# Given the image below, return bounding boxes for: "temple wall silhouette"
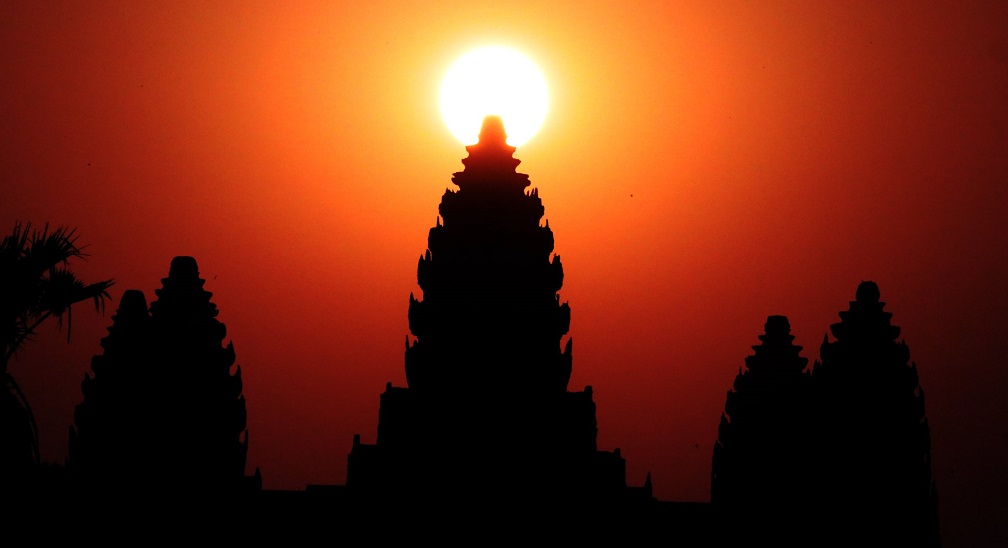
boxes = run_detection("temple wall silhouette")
[1,121,941,544]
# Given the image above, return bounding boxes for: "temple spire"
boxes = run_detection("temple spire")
[475,115,509,149]
[347,110,649,504]
[455,115,525,186]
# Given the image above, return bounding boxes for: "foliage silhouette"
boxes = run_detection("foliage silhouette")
[0,222,112,483]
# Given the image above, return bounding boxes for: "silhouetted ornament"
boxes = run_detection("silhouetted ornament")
[348,116,651,505]
[809,281,940,547]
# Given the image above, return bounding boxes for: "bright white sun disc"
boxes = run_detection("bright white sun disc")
[439,46,548,147]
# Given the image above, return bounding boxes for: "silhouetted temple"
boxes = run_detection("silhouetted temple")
[711,315,813,543]
[1,125,945,544]
[346,116,653,506]
[809,281,940,546]
[711,282,940,547]
[68,256,258,493]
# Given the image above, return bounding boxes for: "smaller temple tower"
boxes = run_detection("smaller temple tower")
[69,289,152,489]
[69,257,256,494]
[809,281,940,546]
[711,315,813,543]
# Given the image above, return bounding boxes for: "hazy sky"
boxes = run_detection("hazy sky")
[3,2,1006,545]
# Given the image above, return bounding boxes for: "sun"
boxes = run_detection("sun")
[439,46,549,147]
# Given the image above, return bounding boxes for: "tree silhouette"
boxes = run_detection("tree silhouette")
[0,222,112,483]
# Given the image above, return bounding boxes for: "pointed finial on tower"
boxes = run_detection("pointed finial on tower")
[855,280,881,303]
[168,256,199,280]
[477,115,507,146]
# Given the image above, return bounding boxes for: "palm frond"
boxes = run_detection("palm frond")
[0,221,110,470]
[0,221,32,261]
[36,268,114,342]
[1,221,114,367]
[26,223,87,276]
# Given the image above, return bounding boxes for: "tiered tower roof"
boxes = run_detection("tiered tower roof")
[407,115,570,397]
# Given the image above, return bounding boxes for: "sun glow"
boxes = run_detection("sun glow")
[439,46,549,147]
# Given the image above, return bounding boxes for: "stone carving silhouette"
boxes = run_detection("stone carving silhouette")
[68,256,256,494]
[347,116,651,505]
[808,281,940,546]
[711,315,813,544]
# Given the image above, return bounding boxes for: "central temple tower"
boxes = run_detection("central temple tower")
[347,116,649,504]
[408,115,571,396]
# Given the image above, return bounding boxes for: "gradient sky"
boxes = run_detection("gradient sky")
[3,2,1006,544]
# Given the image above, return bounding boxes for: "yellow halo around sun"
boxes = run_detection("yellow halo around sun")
[439,46,548,147]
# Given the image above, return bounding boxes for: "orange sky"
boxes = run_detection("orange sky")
[3,2,1006,543]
